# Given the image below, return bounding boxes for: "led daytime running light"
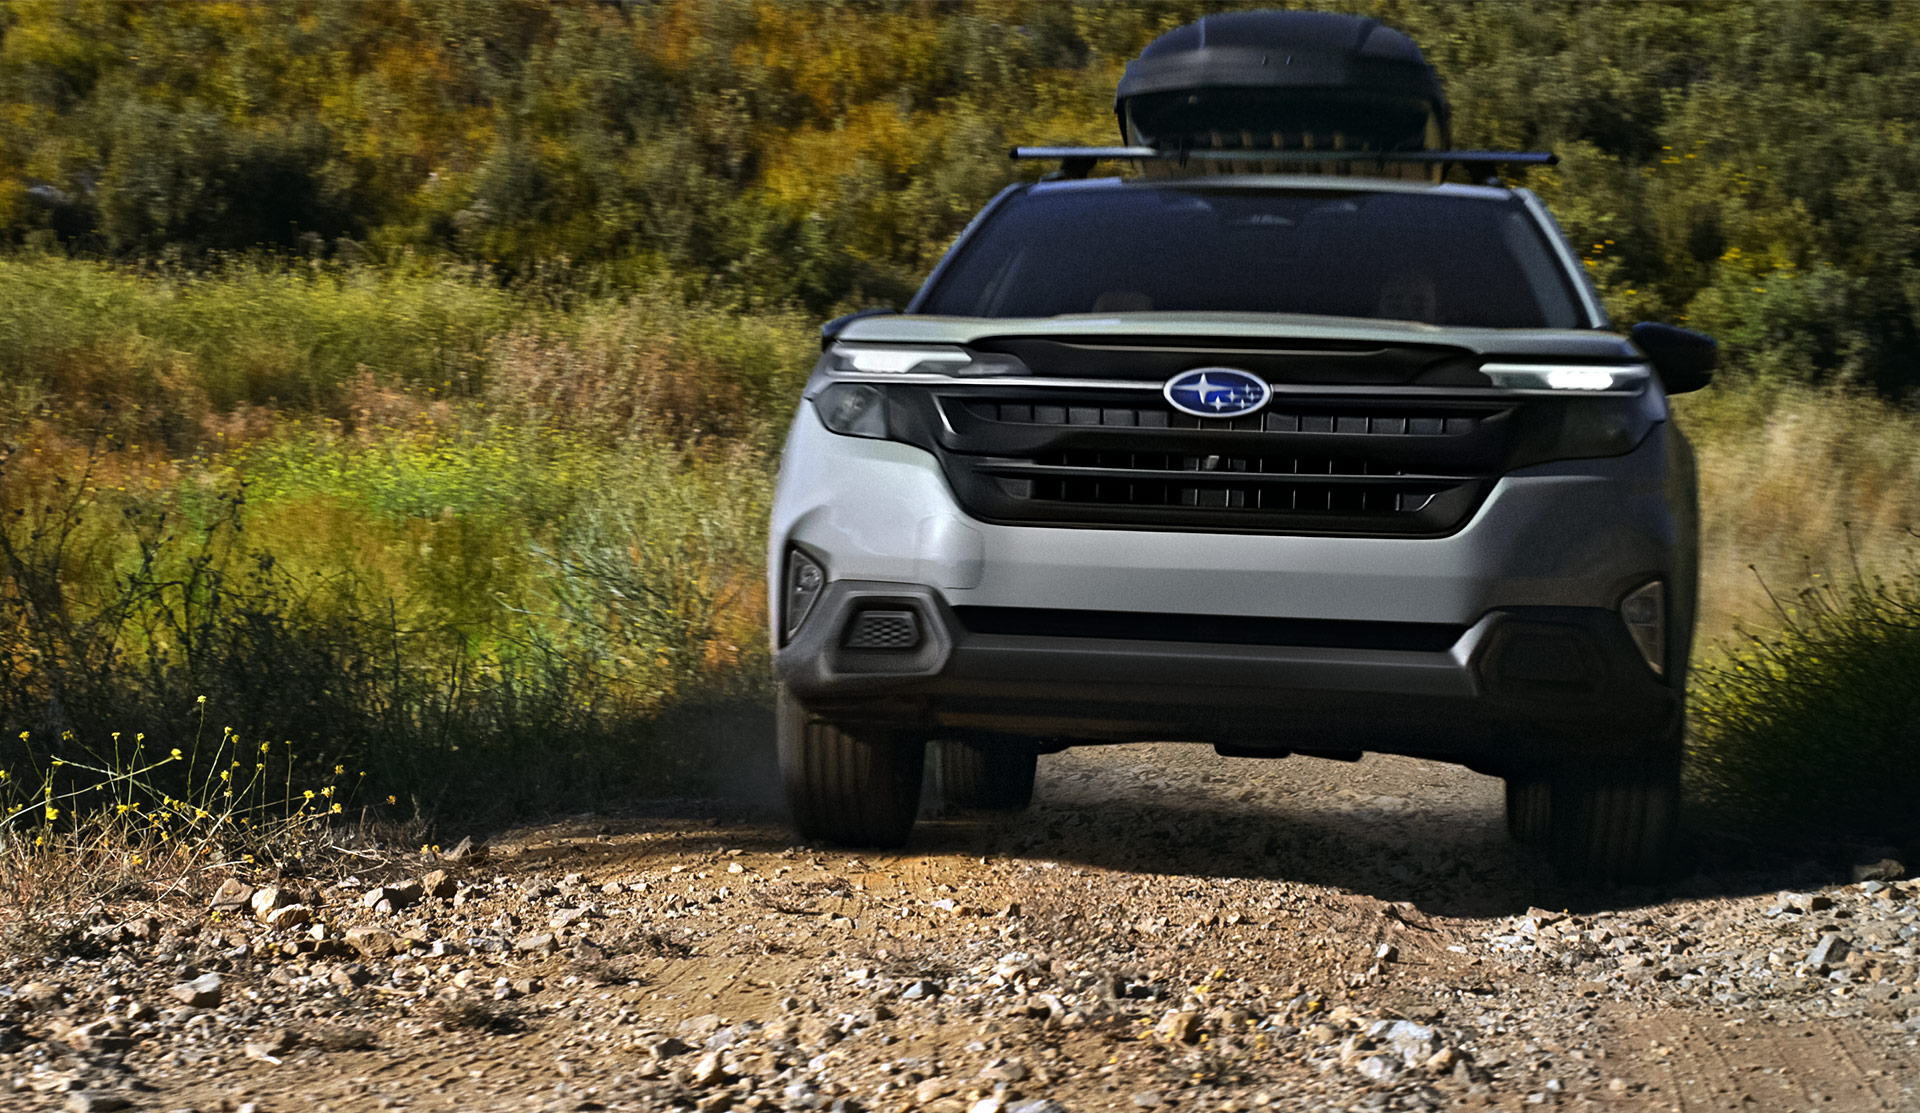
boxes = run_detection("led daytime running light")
[830,343,972,375]
[1480,362,1651,392]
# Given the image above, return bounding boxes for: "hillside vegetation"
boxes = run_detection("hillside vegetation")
[6,1,1920,388]
[2,1,1919,848]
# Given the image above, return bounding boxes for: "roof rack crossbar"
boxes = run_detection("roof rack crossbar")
[1011,146,1556,181]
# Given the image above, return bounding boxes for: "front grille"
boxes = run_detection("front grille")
[842,609,922,650]
[914,388,1512,536]
[1007,448,1444,514]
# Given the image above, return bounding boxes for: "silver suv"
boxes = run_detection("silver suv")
[766,12,1714,881]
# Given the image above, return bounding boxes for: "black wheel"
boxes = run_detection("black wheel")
[936,740,1038,811]
[777,686,925,847]
[1504,776,1551,845]
[1548,753,1680,883]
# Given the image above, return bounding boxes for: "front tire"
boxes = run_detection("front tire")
[777,687,925,848]
[1548,753,1680,883]
[936,740,1038,811]
[1504,776,1552,845]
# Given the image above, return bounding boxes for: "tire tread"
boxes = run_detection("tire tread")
[1548,758,1679,883]
[778,688,924,847]
[1504,776,1551,845]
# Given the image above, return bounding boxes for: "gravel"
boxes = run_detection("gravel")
[2,745,1916,1111]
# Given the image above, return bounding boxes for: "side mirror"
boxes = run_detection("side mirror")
[820,307,896,349]
[1630,322,1716,395]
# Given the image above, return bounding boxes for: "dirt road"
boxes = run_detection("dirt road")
[6,743,1918,1112]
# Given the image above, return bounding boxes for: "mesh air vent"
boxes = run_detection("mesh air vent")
[843,610,922,651]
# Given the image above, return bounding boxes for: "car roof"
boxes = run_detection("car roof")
[1023,174,1521,205]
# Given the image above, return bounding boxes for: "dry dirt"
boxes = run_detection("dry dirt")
[5,742,1918,1113]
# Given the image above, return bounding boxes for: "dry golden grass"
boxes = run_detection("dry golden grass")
[1680,385,1920,647]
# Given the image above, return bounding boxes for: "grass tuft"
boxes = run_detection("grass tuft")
[1688,548,1920,846]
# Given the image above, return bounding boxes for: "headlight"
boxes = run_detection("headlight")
[1480,362,1651,392]
[822,342,1027,379]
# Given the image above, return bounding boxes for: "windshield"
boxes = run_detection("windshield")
[917,186,1585,329]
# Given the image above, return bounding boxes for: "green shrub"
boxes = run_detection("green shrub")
[0,424,774,827]
[1688,556,1920,844]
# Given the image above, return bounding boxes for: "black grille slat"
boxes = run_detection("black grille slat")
[988,462,1458,484]
[984,400,1488,435]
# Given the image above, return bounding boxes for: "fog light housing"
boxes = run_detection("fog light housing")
[784,549,826,642]
[1620,580,1665,676]
[814,383,888,438]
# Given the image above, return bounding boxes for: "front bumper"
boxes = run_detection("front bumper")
[769,409,1690,767]
[769,407,1684,626]
[774,580,1678,766]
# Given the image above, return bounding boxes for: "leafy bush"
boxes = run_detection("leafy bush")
[1689,556,1920,845]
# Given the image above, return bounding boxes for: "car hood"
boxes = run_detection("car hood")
[837,312,1640,360]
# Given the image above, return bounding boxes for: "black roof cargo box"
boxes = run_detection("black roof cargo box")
[1116,10,1450,157]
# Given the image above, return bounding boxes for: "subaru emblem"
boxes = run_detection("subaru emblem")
[1163,367,1271,418]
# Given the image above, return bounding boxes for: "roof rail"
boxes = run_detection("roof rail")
[1009,146,1556,182]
